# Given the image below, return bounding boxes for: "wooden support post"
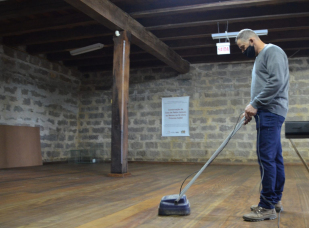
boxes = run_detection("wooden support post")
[111,31,131,174]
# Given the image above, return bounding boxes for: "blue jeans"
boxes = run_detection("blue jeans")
[254,110,285,209]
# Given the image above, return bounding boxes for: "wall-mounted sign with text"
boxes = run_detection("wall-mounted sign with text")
[162,96,190,137]
[216,42,230,55]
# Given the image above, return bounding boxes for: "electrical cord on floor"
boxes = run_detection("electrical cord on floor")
[256,114,282,228]
[178,113,243,195]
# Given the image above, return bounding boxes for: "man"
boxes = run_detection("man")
[236,29,289,222]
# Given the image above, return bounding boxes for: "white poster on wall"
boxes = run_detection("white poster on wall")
[162,96,190,137]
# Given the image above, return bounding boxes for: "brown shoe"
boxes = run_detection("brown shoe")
[243,206,277,222]
[250,201,283,213]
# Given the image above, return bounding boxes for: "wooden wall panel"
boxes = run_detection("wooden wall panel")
[0,125,42,169]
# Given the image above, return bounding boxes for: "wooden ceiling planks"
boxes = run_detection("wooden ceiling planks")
[63,0,190,74]
[4,12,309,46]
[129,0,309,18]
[0,0,73,20]
[0,0,308,71]
[0,13,98,36]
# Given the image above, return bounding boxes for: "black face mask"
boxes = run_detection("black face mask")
[243,45,255,58]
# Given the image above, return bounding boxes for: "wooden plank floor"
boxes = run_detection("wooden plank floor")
[0,163,308,228]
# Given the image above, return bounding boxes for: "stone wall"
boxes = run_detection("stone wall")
[0,44,81,162]
[1,42,308,164]
[79,57,309,164]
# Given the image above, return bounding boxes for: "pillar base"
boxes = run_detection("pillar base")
[107,172,131,178]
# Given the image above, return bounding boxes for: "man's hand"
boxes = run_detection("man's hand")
[243,104,257,125]
[242,113,252,125]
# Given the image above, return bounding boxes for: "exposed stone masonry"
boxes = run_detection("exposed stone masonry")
[1,43,308,164]
[79,58,309,164]
[0,45,81,162]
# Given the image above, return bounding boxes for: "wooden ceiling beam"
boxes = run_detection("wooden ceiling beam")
[4,16,309,46]
[130,0,307,18]
[26,37,115,55]
[153,17,309,40]
[78,59,167,72]
[70,56,190,68]
[77,48,309,73]
[0,0,73,20]
[64,53,156,67]
[45,34,309,63]
[2,11,308,46]
[4,22,309,47]
[29,28,309,55]
[147,12,309,31]
[63,41,309,68]
[0,13,98,37]
[185,49,309,64]
[163,29,309,48]
[66,49,239,67]
[138,2,309,28]
[47,45,146,62]
[47,49,113,62]
[1,1,305,37]
[27,41,145,56]
[4,28,113,46]
[64,0,190,74]
[159,26,309,42]
[168,38,309,51]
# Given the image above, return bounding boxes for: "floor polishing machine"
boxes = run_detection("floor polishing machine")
[158,116,245,216]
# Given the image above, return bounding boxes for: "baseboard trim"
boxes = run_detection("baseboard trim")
[43,161,68,165]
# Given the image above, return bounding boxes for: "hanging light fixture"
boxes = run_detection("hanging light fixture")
[211,29,268,40]
[70,43,104,56]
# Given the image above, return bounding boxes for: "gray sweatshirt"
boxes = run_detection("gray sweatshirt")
[250,44,289,118]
